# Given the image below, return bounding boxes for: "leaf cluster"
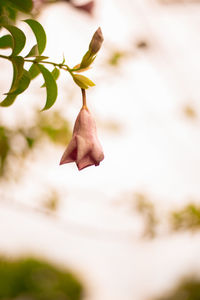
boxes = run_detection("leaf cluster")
[0,18,59,110]
[0,15,103,110]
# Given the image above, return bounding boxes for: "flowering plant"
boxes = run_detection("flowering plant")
[0,1,104,169]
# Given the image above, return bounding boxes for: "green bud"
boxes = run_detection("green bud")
[72,74,95,89]
[80,50,96,69]
[78,27,103,71]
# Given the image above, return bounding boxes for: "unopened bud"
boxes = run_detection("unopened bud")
[72,74,95,89]
[89,27,104,54]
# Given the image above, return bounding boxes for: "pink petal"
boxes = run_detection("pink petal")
[77,154,96,170]
[60,136,77,165]
[90,138,104,164]
[76,135,91,163]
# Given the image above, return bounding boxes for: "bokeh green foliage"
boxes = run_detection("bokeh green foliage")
[131,193,200,237]
[153,277,200,300]
[108,51,126,66]
[170,203,200,232]
[0,0,33,25]
[0,110,71,178]
[134,193,158,238]
[0,257,84,300]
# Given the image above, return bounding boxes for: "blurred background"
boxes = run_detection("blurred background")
[1,0,200,299]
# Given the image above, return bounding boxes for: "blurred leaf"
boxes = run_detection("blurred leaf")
[0,94,16,107]
[0,7,16,24]
[6,0,33,13]
[42,190,60,212]
[108,51,125,66]
[134,193,157,238]
[25,136,35,148]
[0,34,13,49]
[25,44,39,57]
[5,6,17,22]
[24,19,46,55]
[37,64,58,110]
[0,257,84,300]
[0,127,10,176]
[170,203,200,232]
[39,111,71,145]
[3,24,26,55]
[72,74,95,89]
[0,110,71,178]
[153,276,200,300]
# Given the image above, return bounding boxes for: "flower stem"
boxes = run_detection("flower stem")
[0,54,76,73]
[81,89,87,109]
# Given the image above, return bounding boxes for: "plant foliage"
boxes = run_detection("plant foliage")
[0,2,103,110]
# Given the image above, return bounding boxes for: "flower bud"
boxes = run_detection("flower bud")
[72,74,95,89]
[60,107,104,170]
[89,27,104,54]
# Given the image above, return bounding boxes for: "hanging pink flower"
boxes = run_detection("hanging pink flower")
[60,106,104,170]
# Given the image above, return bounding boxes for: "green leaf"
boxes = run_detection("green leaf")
[29,64,40,79]
[8,56,24,93]
[52,67,60,80]
[80,50,96,69]
[7,69,31,96]
[6,0,33,13]
[62,54,65,64]
[41,67,60,87]
[0,57,18,107]
[0,69,31,107]
[4,6,17,22]
[0,34,13,49]
[25,44,39,57]
[0,6,16,24]
[24,19,46,55]
[3,25,26,55]
[34,56,49,62]
[37,64,58,110]
[0,16,12,26]
[0,56,28,107]
[0,94,17,107]
[72,74,95,89]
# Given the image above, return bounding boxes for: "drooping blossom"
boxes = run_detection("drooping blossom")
[60,106,104,170]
